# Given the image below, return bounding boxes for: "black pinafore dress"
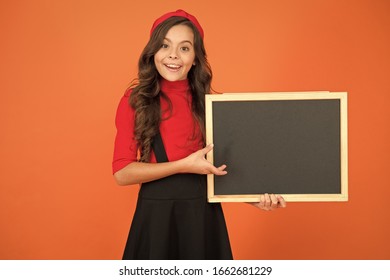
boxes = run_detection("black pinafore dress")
[122,133,233,260]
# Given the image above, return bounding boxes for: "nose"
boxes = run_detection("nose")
[168,48,179,59]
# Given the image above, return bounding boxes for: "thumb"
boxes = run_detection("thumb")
[202,144,214,155]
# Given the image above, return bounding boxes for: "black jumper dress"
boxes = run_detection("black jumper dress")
[122,133,233,260]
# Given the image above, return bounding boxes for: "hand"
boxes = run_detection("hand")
[182,144,227,175]
[248,194,287,211]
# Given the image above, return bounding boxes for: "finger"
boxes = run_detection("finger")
[213,169,227,176]
[270,194,279,210]
[209,165,227,176]
[264,193,271,209]
[277,195,287,208]
[259,195,265,209]
[217,164,227,171]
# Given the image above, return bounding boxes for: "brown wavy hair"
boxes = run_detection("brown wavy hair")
[129,16,212,162]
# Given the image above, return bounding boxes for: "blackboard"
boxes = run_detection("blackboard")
[205,92,348,202]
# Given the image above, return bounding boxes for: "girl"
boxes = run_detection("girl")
[113,9,286,260]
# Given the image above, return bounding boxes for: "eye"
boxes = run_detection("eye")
[161,43,169,49]
[181,46,190,52]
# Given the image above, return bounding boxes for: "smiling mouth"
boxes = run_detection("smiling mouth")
[165,64,182,71]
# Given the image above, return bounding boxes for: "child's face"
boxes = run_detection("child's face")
[154,24,196,81]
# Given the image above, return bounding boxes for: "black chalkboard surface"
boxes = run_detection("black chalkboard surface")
[205,92,348,202]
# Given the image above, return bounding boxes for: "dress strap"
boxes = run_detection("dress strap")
[152,132,169,163]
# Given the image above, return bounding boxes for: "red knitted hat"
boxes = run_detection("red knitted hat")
[150,9,204,39]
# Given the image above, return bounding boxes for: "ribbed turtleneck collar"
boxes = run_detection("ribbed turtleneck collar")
[160,78,190,95]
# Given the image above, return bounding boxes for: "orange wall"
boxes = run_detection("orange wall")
[0,0,389,259]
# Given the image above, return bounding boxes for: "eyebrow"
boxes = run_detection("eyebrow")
[163,38,193,45]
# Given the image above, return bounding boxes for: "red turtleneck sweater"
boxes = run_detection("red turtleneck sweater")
[112,79,203,174]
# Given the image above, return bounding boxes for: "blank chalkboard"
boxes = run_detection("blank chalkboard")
[205,92,348,202]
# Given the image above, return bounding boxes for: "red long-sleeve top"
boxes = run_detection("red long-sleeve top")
[112,78,203,174]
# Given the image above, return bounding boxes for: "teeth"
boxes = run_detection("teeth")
[166,64,181,69]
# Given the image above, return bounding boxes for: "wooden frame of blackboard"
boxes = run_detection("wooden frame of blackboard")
[206,92,348,202]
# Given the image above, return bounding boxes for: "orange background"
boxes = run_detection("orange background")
[1,0,389,260]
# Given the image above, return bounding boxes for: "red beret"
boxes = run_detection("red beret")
[150,9,204,39]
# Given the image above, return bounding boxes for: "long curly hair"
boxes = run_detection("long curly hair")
[129,16,212,162]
